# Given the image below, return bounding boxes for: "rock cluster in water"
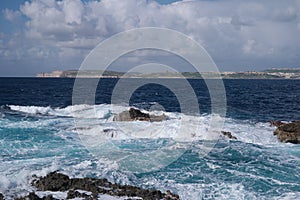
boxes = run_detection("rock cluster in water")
[113,108,167,122]
[4,171,179,200]
[221,131,237,140]
[272,120,300,144]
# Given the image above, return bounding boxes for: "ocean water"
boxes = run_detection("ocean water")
[0,78,299,199]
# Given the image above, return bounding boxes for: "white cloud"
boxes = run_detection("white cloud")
[1,0,300,75]
[62,0,83,25]
[3,9,22,23]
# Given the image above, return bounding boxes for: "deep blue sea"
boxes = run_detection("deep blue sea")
[0,78,299,199]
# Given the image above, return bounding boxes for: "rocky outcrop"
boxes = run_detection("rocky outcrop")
[29,171,179,200]
[114,108,167,122]
[269,120,286,127]
[273,120,300,144]
[221,131,237,140]
[0,193,4,200]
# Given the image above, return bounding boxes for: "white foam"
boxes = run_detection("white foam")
[223,118,279,145]
[7,104,279,145]
[8,105,53,115]
[2,103,297,199]
[98,194,142,200]
[36,191,68,199]
[8,104,116,119]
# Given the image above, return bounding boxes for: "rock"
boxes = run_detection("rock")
[113,110,134,121]
[221,131,237,140]
[32,171,70,191]
[273,121,300,144]
[66,190,93,199]
[14,192,55,200]
[269,120,285,127]
[129,108,150,120]
[114,108,167,122]
[0,193,3,200]
[31,172,180,200]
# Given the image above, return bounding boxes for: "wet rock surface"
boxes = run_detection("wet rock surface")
[9,171,180,200]
[221,131,237,140]
[273,120,300,144]
[114,108,167,122]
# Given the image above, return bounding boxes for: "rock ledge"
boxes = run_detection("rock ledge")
[10,171,180,200]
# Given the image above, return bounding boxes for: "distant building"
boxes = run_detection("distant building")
[36,70,63,77]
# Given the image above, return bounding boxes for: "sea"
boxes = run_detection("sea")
[0,78,299,199]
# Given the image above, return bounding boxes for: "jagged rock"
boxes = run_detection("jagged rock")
[114,108,167,122]
[31,172,180,200]
[32,171,70,191]
[66,190,93,199]
[0,193,4,200]
[221,131,237,140]
[269,120,285,127]
[14,192,55,200]
[129,107,150,120]
[273,121,300,144]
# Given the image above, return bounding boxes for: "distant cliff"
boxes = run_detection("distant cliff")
[36,70,123,78]
[36,68,300,79]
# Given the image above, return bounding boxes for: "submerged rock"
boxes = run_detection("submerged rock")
[114,107,167,122]
[29,171,180,200]
[221,131,237,140]
[273,120,300,144]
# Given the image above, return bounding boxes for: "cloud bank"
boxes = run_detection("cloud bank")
[1,0,300,76]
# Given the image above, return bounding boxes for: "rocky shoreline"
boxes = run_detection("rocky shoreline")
[0,172,179,200]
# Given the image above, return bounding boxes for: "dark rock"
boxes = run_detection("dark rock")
[114,108,167,122]
[129,108,150,120]
[14,192,55,200]
[66,190,93,200]
[221,131,237,140]
[32,171,70,191]
[269,120,285,127]
[31,172,180,200]
[14,192,40,200]
[273,121,300,144]
[0,193,3,200]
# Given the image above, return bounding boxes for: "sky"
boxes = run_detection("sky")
[1,0,300,76]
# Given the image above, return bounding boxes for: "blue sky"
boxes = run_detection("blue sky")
[1,0,300,76]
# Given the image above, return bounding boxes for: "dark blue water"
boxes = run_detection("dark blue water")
[1,78,300,121]
[0,78,299,199]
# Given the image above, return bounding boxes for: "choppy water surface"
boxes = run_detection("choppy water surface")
[0,78,299,199]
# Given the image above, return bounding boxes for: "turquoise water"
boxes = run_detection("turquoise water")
[0,78,299,199]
